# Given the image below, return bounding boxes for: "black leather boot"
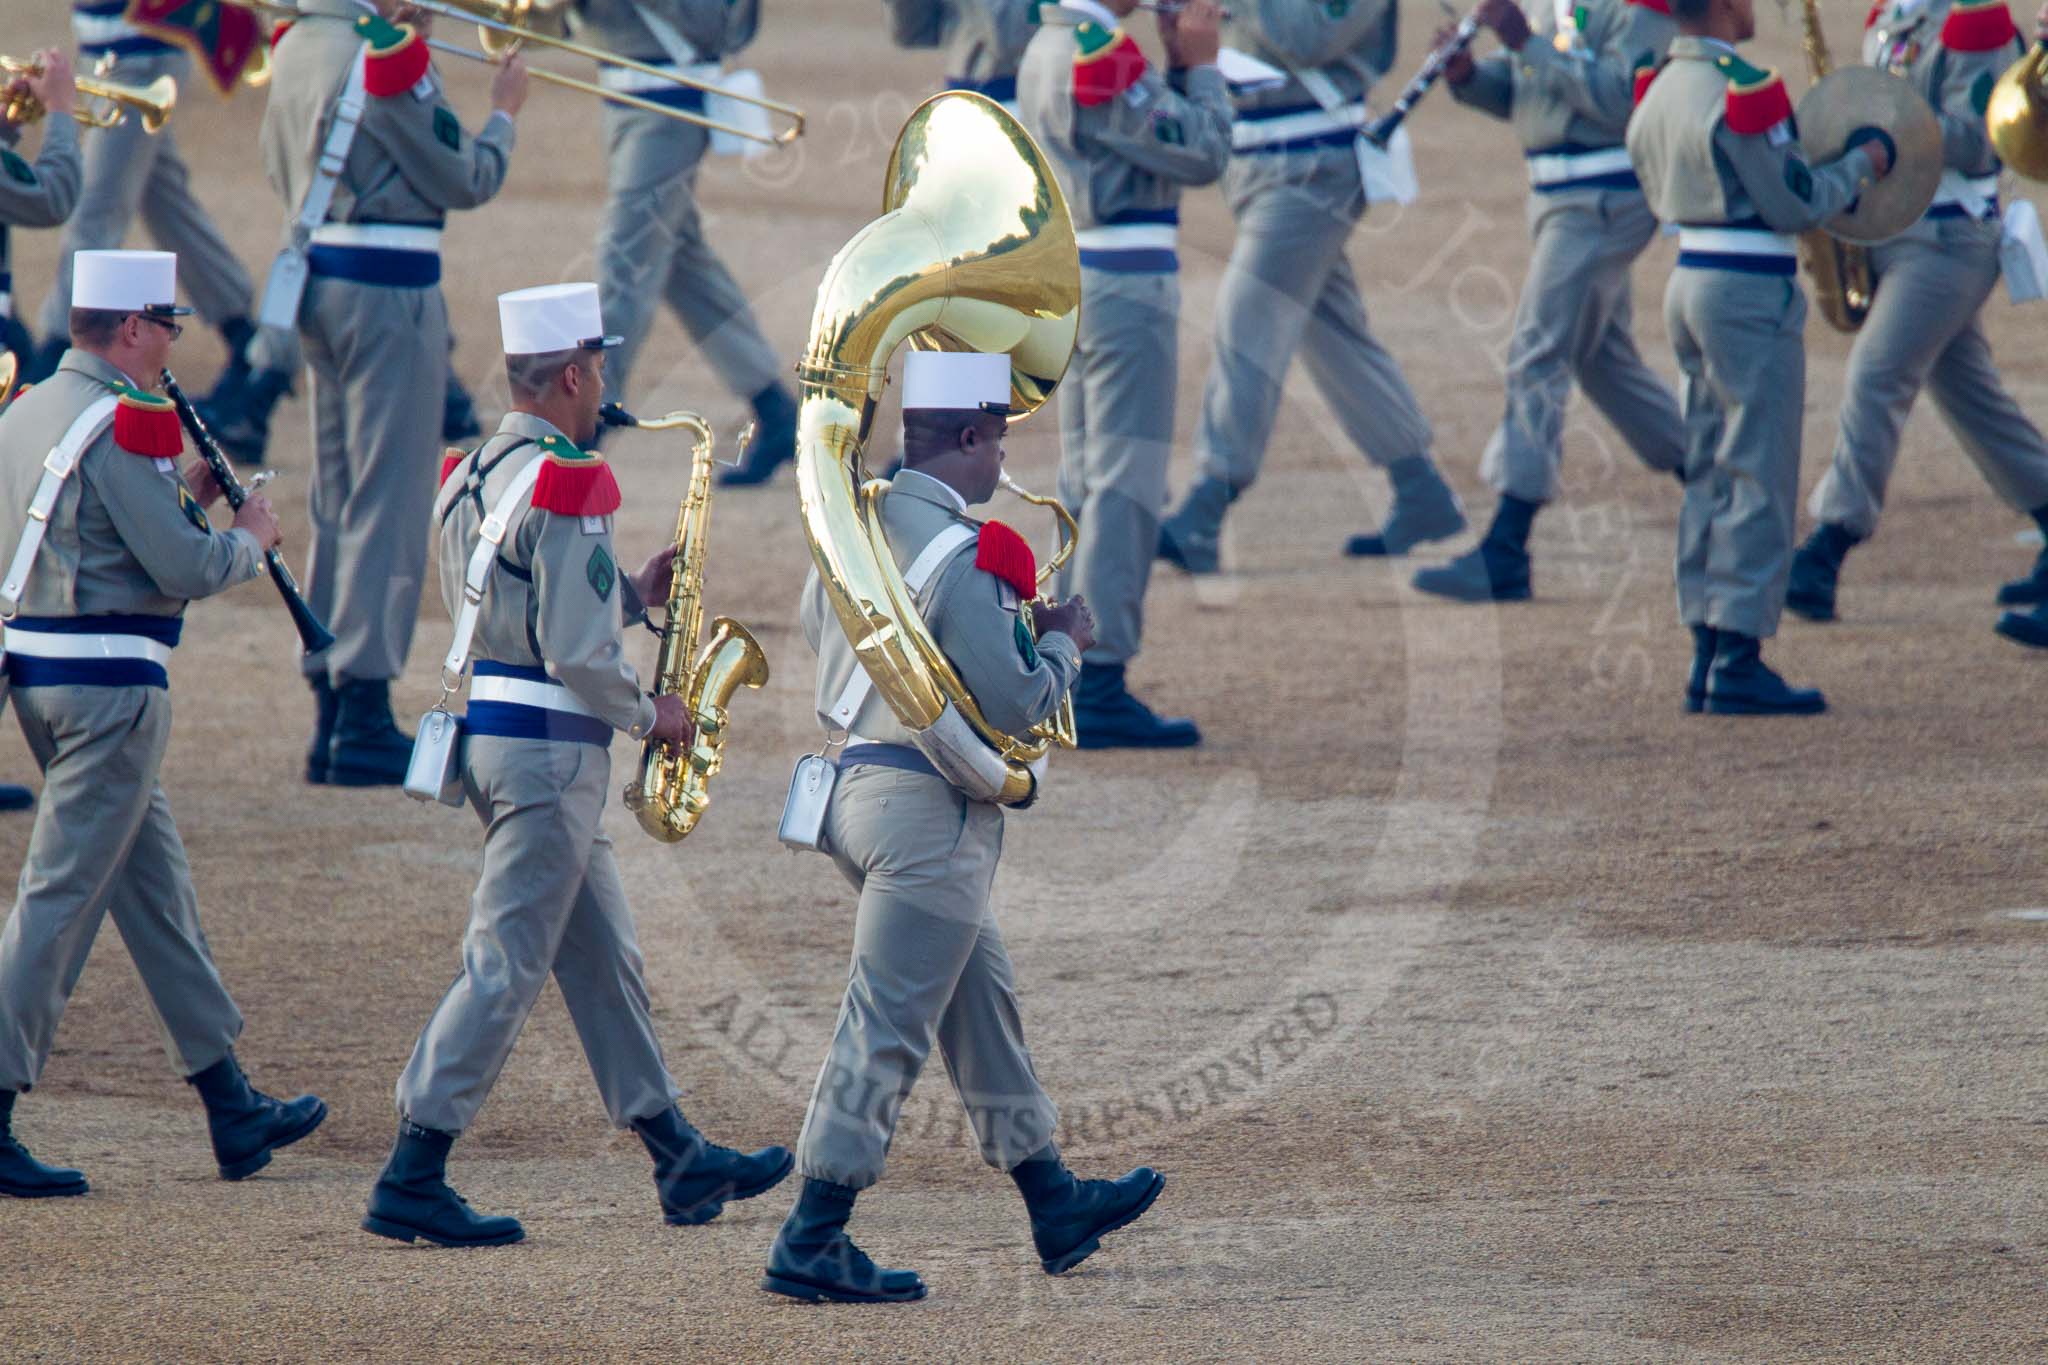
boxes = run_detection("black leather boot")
[200,317,257,409]
[1345,455,1467,557]
[1995,503,2048,606]
[363,1121,525,1247]
[1785,523,1860,623]
[305,677,338,785]
[328,679,414,787]
[186,1051,327,1181]
[1684,624,1719,715]
[1411,494,1537,603]
[199,366,291,468]
[1073,662,1200,749]
[760,1179,927,1303]
[0,782,32,812]
[0,1090,89,1199]
[442,371,483,443]
[717,383,798,487]
[1157,475,1236,575]
[631,1104,793,1226]
[1994,602,2048,649]
[1704,633,1826,716]
[1010,1144,1165,1275]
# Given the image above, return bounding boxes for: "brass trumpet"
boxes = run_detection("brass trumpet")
[1988,39,2048,182]
[0,55,177,134]
[409,0,804,146]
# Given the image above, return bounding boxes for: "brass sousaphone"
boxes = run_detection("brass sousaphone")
[1987,38,2048,181]
[795,92,1082,806]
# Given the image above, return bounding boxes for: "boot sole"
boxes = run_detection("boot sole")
[325,767,411,788]
[1994,615,2048,649]
[1,1177,89,1198]
[1783,598,1837,623]
[759,1271,927,1304]
[1075,731,1202,751]
[663,1150,796,1226]
[361,1213,526,1248]
[1039,1170,1166,1275]
[218,1099,328,1182]
[1703,696,1827,717]
[1995,585,2048,607]
[1410,578,1532,604]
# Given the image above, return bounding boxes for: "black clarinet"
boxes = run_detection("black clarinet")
[1364,12,1481,149]
[160,369,336,655]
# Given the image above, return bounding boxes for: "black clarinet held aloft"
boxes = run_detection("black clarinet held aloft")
[160,368,336,655]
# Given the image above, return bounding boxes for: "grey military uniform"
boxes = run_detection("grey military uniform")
[1163,0,1451,562]
[1452,0,1684,502]
[1,114,82,327]
[884,0,1040,103]
[1808,0,2048,538]
[395,412,675,1134]
[261,0,515,686]
[794,468,1079,1188]
[572,0,781,412]
[1020,4,1229,664]
[36,19,253,341]
[1628,37,1879,638]
[0,350,265,1091]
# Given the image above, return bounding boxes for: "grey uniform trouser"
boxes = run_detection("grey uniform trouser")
[297,275,447,684]
[396,736,679,1134]
[0,685,242,1091]
[1808,229,2048,539]
[593,105,782,406]
[1181,147,1433,549]
[796,765,1057,1190]
[34,50,252,338]
[1479,188,1684,504]
[1665,266,1806,640]
[1054,267,1177,665]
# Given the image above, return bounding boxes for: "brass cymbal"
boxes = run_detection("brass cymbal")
[1795,66,1943,244]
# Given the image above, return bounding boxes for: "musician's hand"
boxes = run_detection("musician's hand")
[491,51,530,118]
[26,49,75,119]
[647,692,694,747]
[1846,126,1894,179]
[233,492,283,552]
[630,543,679,605]
[1476,0,1532,51]
[182,458,226,509]
[392,3,434,36]
[1160,0,1223,70]
[2036,1,2047,41]
[1033,596,1097,656]
[1439,25,1478,85]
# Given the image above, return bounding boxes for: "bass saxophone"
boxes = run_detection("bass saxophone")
[607,403,771,842]
[1796,0,1875,332]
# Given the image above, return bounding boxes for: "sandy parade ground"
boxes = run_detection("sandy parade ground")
[1,0,2044,1358]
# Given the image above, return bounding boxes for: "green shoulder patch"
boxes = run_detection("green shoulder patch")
[433,105,461,152]
[1971,69,1995,116]
[1713,52,1772,86]
[1155,114,1184,144]
[1324,0,1350,15]
[1,149,35,187]
[586,544,615,601]
[1784,158,1814,200]
[177,483,211,534]
[1013,615,1040,668]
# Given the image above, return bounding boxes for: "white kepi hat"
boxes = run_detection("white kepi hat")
[497,282,622,356]
[901,350,1015,415]
[72,249,192,316]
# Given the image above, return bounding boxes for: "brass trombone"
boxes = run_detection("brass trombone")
[1988,39,2048,182]
[0,55,177,134]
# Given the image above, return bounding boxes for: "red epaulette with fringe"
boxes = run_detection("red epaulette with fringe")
[111,385,183,458]
[357,14,430,98]
[1722,66,1793,136]
[529,435,621,517]
[1633,64,1660,106]
[1941,0,2019,51]
[270,19,293,46]
[438,447,466,488]
[975,519,1037,600]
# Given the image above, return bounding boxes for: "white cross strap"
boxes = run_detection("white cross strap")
[825,521,976,729]
[440,456,546,689]
[0,394,120,619]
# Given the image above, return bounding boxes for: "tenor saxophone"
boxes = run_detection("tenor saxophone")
[1796,0,1875,332]
[611,405,771,842]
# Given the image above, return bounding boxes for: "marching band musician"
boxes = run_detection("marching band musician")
[1787,0,2048,628]
[0,49,83,814]
[0,249,326,1199]
[1017,0,1229,747]
[260,1,526,788]
[884,0,1041,111]
[568,0,801,487]
[28,3,260,419]
[763,351,1162,1304]
[1627,0,1893,715]
[1156,0,1468,573]
[1414,0,1688,604]
[363,283,791,1248]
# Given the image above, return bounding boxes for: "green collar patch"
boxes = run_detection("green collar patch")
[1713,52,1772,87]
[354,11,409,49]
[1,149,35,187]
[108,378,174,410]
[1074,19,1117,53]
[538,432,596,461]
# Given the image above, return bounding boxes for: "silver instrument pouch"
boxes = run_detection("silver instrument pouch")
[777,751,838,852]
[912,703,1017,804]
[2002,199,2048,305]
[404,706,466,807]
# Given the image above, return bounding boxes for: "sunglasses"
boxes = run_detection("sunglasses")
[136,313,184,341]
